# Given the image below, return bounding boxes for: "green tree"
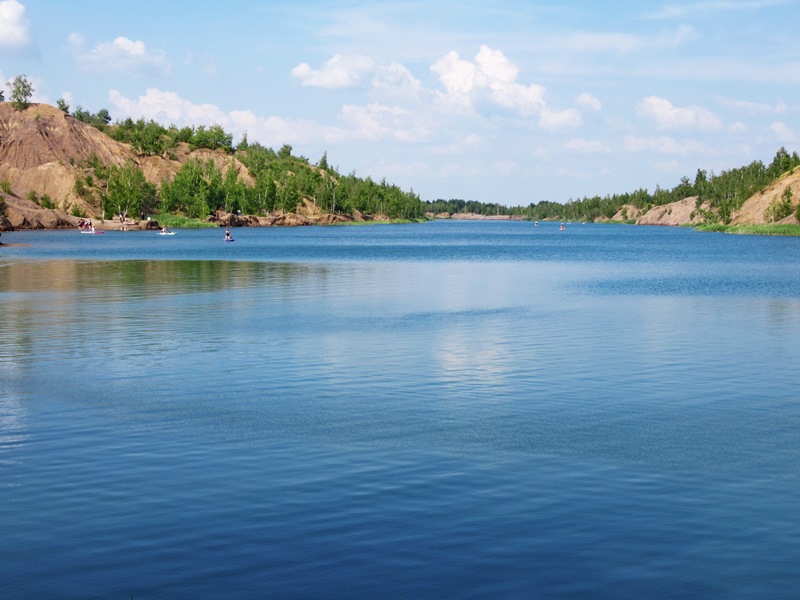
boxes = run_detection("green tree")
[160,158,209,217]
[56,98,70,113]
[317,151,329,172]
[222,162,245,213]
[10,75,34,110]
[277,144,293,160]
[105,160,156,219]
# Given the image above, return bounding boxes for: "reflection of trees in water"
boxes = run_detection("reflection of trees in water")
[0,260,341,363]
[0,260,336,299]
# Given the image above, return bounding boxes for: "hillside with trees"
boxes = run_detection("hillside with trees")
[0,77,423,230]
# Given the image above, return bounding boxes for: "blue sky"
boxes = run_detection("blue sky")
[1,0,798,205]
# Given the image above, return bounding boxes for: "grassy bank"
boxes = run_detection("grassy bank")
[330,217,428,226]
[694,223,800,236]
[152,214,218,228]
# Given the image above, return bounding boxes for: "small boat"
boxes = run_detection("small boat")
[157,231,176,236]
[80,230,105,234]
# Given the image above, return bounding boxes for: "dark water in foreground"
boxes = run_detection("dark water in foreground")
[1,221,799,598]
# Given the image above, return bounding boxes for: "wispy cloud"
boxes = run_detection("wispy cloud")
[624,135,713,155]
[770,121,796,142]
[558,31,642,53]
[637,96,722,130]
[575,93,602,111]
[646,0,790,20]
[339,102,430,142]
[540,108,582,130]
[717,97,787,115]
[565,139,613,154]
[0,0,29,47]
[428,134,482,156]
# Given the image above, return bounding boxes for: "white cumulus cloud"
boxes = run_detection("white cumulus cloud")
[71,34,171,75]
[430,50,478,113]
[371,62,423,101]
[431,45,547,116]
[0,0,28,47]
[292,54,375,89]
[637,96,722,130]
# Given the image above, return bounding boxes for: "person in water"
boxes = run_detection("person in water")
[162,226,168,234]
[225,228,231,240]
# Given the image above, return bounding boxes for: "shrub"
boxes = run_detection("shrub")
[0,180,12,195]
[41,194,55,209]
[27,190,39,203]
[764,187,794,222]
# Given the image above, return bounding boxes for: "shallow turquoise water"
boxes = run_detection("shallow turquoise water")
[1,221,799,598]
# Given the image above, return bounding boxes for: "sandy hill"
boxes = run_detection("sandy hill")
[0,103,133,217]
[0,102,252,229]
[631,169,800,227]
[730,166,800,225]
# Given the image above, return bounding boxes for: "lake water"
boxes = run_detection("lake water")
[1,220,799,599]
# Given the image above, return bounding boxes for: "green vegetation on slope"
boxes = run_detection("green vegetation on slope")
[55,106,424,222]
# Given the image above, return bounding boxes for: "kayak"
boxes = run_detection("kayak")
[80,230,104,234]
[157,232,176,235]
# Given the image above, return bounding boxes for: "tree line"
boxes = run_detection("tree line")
[425,148,800,224]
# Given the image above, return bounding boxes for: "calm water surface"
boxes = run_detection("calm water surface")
[1,221,799,598]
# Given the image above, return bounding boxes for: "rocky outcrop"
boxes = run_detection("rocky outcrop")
[636,197,709,226]
[607,204,643,221]
[208,200,356,228]
[2,194,79,230]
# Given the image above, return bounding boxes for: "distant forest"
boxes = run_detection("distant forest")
[71,105,799,224]
[425,147,800,223]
